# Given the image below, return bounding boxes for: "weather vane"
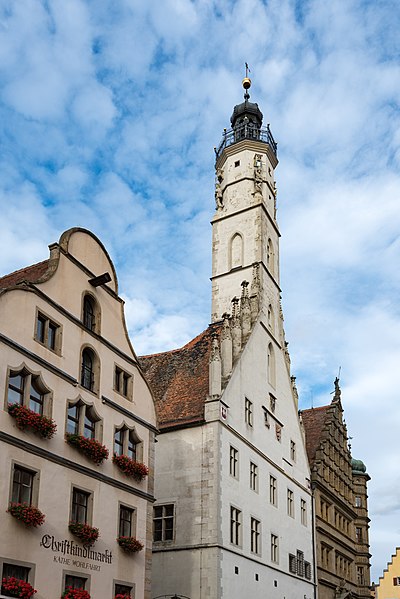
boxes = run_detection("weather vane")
[245,62,251,77]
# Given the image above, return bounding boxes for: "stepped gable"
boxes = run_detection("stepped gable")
[0,259,49,288]
[139,322,221,430]
[300,405,330,468]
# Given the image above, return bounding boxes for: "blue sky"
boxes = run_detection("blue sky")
[1,0,400,584]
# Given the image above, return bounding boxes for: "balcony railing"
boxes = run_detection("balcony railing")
[215,123,277,161]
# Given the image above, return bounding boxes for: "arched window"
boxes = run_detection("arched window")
[82,293,100,333]
[267,343,276,388]
[80,347,99,394]
[267,239,274,275]
[7,366,51,417]
[230,233,243,270]
[114,425,142,461]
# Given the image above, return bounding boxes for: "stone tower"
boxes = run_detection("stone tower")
[211,76,279,324]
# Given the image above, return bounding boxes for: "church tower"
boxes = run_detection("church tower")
[212,75,279,324]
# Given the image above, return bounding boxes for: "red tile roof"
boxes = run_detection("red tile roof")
[300,405,330,468]
[0,260,49,289]
[139,323,221,430]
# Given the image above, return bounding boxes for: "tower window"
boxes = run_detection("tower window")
[267,343,276,387]
[245,398,253,426]
[230,446,239,478]
[234,160,240,167]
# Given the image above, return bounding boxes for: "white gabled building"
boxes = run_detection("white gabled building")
[141,78,316,599]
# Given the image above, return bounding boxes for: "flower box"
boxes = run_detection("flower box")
[68,522,99,546]
[61,588,91,599]
[7,503,45,527]
[1,577,36,598]
[112,454,149,481]
[65,433,109,465]
[114,594,131,599]
[117,536,144,553]
[8,403,56,439]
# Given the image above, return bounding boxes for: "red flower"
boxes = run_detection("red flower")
[8,403,56,439]
[116,535,144,553]
[68,522,99,546]
[1,576,36,598]
[61,588,90,599]
[65,433,109,465]
[114,594,131,599]
[7,503,45,527]
[112,454,149,481]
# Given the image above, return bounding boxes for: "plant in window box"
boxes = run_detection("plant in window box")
[117,535,144,553]
[112,454,149,481]
[114,594,131,599]
[65,433,109,465]
[7,503,45,527]
[61,588,91,599]
[8,403,57,439]
[1,577,37,598]
[68,522,99,546]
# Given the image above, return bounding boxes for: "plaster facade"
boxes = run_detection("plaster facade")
[0,228,157,599]
[375,548,400,599]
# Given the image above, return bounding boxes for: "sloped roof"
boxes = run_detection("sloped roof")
[139,323,221,430]
[0,260,49,289]
[300,405,330,468]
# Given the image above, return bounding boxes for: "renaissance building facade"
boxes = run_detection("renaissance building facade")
[141,79,316,599]
[0,228,157,599]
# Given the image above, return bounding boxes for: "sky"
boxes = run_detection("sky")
[0,0,399,584]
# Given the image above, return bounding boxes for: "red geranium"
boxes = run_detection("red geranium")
[8,403,56,439]
[117,536,144,553]
[1,576,36,598]
[112,454,149,481]
[114,594,131,599]
[68,522,99,546]
[7,503,45,527]
[65,433,109,465]
[61,588,90,599]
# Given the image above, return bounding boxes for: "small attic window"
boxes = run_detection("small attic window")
[234,160,240,167]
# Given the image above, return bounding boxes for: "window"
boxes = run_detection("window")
[321,544,331,569]
[290,440,296,462]
[114,427,141,461]
[115,584,133,597]
[269,393,276,413]
[153,504,174,542]
[230,506,241,546]
[393,577,400,586]
[2,563,31,594]
[71,488,90,524]
[6,367,51,416]
[289,553,296,574]
[270,475,277,506]
[230,233,243,269]
[355,526,362,543]
[82,294,100,333]
[119,505,134,538]
[81,348,95,392]
[267,343,276,387]
[230,446,238,478]
[245,398,253,427]
[114,366,132,399]
[357,566,365,585]
[305,561,312,580]
[301,499,307,526]
[287,489,294,517]
[267,304,275,332]
[35,311,61,352]
[12,466,34,505]
[297,550,304,577]
[250,518,260,554]
[66,400,102,440]
[355,495,362,508]
[250,462,258,492]
[271,534,279,563]
[65,575,87,590]
[275,423,282,442]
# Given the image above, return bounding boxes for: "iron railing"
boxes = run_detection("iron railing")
[215,123,277,160]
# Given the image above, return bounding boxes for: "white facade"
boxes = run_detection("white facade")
[148,84,316,599]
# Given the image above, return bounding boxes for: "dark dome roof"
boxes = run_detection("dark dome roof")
[351,458,367,474]
[230,99,263,129]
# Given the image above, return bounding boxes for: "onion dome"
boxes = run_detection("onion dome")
[351,458,367,474]
[230,77,263,131]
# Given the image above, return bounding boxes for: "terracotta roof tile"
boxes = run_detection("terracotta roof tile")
[139,323,221,430]
[0,260,49,289]
[300,405,330,468]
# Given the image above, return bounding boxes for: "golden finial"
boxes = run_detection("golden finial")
[242,62,251,98]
